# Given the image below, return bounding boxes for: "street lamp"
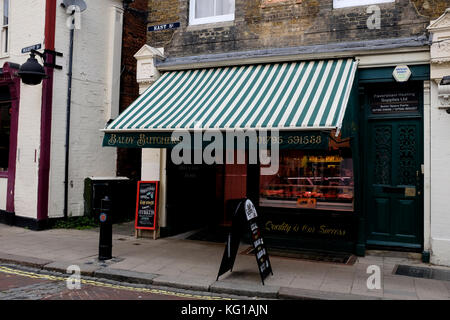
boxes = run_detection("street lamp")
[17,50,47,85]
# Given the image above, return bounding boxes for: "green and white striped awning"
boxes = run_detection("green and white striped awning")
[105,58,357,134]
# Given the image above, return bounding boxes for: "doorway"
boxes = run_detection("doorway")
[363,82,424,250]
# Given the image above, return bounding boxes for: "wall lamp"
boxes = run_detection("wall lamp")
[17,49,63,86]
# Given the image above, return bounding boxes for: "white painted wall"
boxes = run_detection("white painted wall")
[430,80,450,266]
[137,46,168,235]
[428,11,450,266]
[0,177,7,210]
[48,0,123,218]
[14,83,43,219]
[0,1,46,219]
[423,81,431,253]
[0,0,121,220]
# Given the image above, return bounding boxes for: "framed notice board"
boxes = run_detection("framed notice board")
[135,181,159,231]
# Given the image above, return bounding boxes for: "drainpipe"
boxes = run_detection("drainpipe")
[63,21,75,219]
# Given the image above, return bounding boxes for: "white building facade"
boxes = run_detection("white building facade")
[0,0,123,228]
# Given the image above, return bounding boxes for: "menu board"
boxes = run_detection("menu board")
[135,181,158,230]
[244,200,273,284]
[217,199,273,285]
[370,90,419,114]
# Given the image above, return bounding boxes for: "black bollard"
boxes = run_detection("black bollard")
[98,196,112,260]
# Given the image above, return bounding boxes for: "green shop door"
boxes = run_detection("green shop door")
[364,82,423,250]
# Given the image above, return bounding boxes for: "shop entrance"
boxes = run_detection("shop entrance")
[363,82,424,250]
[165,162,218,236]
[164,151,252,239]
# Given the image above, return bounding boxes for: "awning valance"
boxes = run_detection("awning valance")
[103,58,357,147]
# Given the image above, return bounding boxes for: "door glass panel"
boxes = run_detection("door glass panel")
[398,125,417,186]
[373,125,392,185]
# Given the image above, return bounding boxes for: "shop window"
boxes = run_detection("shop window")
[259,139,354,212]
[0,0,8,55]
[189,0,235,25]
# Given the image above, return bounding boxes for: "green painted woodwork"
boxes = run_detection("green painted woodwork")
[362,82,424,249]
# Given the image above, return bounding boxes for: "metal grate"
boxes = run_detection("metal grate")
[395,265,450,281]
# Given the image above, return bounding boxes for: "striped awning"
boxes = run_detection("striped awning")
[105,58,357,134]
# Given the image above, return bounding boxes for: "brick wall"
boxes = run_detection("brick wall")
[117,0,148,179]
[146,0,450,58]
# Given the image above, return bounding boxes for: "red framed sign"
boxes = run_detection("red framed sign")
[135,181,159,231]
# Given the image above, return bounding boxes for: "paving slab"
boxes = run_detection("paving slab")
[93,267,158,285]
[414,278,450,300]
[210,280,279,299]
[383,274,418,300]
[319,268,356,294]
[0,251,53,268]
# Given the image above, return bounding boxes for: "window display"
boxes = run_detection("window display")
[259,141,354,212]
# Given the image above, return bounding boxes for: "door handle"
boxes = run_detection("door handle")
[416,170,422,196]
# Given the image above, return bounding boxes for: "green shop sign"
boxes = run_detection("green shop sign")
[103,131,330,150]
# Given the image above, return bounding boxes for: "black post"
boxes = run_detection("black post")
[98,196,112,260]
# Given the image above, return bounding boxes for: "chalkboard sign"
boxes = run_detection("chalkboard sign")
[244,200,273,284]
[135,181,158,230]
[217,199,273,285]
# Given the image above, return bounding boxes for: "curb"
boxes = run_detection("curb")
[210,281,279,299]
[278,287,383,300]
[0,252,53,269]
[94,268,158,285]
[42,261,101,277]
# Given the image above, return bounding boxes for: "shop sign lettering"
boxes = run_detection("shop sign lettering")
[106,133,181,148]
[256,134,324,146]
[148,22,180,32]
[265,221,348,237]
[370,91,419,114]
[104,131,329,150]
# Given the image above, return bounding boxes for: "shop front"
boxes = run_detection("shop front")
[103,57,428,256]
[102,57,367,254]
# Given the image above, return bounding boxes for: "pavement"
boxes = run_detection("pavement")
[0,221,450,300]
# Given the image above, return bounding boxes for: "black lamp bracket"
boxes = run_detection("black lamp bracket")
[31,49,64,70]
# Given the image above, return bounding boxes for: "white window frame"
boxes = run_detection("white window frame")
[0,0,9,56]
[189,0,235,26]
